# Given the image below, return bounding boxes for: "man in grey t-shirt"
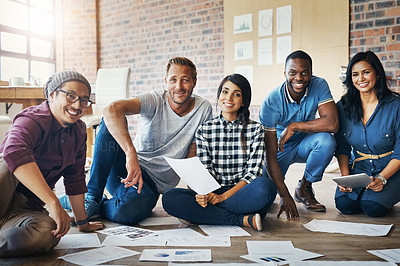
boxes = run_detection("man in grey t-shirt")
[60,57,212,225]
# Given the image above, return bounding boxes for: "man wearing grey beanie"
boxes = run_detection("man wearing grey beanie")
[0,70,103,258]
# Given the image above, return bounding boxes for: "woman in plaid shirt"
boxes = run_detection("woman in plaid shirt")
[162,74,277,231]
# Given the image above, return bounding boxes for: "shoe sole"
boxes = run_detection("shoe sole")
[254,214,262,231]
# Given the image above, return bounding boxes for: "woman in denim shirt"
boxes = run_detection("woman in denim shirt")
[334,51,400,217]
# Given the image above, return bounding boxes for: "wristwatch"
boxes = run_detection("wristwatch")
[376,174,387,185]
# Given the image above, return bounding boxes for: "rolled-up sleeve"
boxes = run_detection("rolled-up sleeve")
[63,134,88,196]
[2,116,41,173]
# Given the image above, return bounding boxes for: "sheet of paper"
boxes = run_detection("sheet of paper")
[164,157,221,194]
[166,236,230,247]
[234,41,253,61]
[139,249,211,262]
[241,248,323,265]
[98,225,157,240]
[58,246,140,265]
[159,228,205,238]
[233,13,252,34]
[199,224,250,237]
[102,235,167,247]
[169,263,273,266]
[55,233,101,249]
[102,228,204,247]
[247,240,295,255]
[234,65,253,84]
[258,38,273,65]
[276,5,292,34]
[368,248,400,263]
[258,9,273,37]
[139,216,181,226]
[303,219,393,236]
[276,36,292,64]
[289,262,397,266]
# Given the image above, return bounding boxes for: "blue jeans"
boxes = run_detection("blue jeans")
[264,132,336,183]
[162,177,277,226]
[87,120,159,225]
[335,195,390,218]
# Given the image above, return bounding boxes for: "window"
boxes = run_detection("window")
[0,0,55,85]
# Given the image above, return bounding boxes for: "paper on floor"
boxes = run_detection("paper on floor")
[54,233,101,249]
[199,224,250,237]
[58,246,139,265]
[139,249,211,262]
[98,225,157,240]
[303,219,392,236]
[289,261,397,266]
[241,248,323,265]
[139,216,181,226]
[368,248,400,263]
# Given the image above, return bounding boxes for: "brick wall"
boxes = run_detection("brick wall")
[56,0,98,83]
[97,0,224,104]
[57,0,400,125]
[94,0,225,132]
[350,0,400,91]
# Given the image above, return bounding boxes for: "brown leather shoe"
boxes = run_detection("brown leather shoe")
[294,180,326,212]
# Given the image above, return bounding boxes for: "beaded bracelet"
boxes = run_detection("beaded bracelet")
[75,217,89,226]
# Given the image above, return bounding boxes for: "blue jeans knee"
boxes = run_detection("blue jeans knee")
[335,195,362,214]
[102,191,159,225]
[360,200,390,217]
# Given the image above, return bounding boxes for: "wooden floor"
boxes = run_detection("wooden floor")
[2,163,399,265]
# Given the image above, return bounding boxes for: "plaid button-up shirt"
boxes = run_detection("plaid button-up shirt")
[195,114,265,186]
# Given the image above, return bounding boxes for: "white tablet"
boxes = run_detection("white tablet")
[332,173,372,188]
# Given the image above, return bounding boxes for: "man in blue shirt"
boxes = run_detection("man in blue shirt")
[259,50,339,220]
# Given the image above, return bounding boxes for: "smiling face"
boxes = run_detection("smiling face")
[165,64,196,105]
[351,60,377,95]
[48,81,90,127]
[218,80,243,121]
[284,58,312,100]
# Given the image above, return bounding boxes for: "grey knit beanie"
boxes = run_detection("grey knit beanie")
[44,70,91,99]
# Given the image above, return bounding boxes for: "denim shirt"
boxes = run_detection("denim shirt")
[335,94,400,176]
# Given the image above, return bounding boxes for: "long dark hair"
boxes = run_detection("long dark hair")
[217,73,251,151]
[341,51,394,120]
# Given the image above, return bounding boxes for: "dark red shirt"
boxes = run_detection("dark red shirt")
[0,101,87,210]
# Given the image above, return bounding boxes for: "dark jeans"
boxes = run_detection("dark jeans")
[162,177,277,226]
[87,120,159,225]
[335,194,390,217]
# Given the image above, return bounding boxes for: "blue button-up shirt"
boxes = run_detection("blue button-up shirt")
[259,76,334,144]
[334,94,400,208]
[335,95,400,175]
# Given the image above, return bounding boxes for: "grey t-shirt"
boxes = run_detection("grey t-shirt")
[135,90,212,193]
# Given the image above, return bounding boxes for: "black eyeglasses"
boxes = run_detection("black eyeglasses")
[57,89,92,108]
